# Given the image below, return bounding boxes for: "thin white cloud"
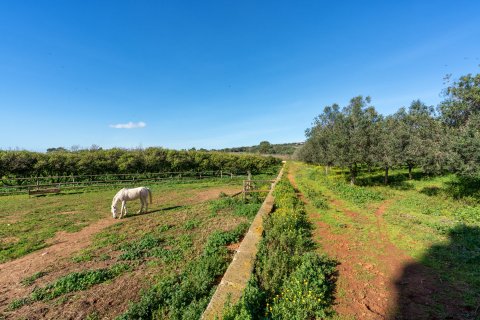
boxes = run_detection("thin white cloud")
[109,121,146,129]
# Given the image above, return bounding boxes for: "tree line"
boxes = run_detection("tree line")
[0,148,281,178]
[215,141,302,155]
[297,73,480,185]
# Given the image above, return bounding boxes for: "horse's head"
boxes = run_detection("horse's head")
[111,203,117,218]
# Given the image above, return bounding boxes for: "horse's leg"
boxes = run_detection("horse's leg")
[137,198,143,214]
[145,195,148,213]
[122,201,127,218]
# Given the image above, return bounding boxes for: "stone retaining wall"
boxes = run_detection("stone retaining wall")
[201,166,284,319]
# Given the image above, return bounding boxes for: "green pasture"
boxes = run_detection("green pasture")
[2,177,268,319]
[0,177,250,263]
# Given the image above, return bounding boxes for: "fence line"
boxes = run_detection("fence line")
[0,170,256,196]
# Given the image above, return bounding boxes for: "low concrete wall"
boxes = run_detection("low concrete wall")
[202,166,284,319]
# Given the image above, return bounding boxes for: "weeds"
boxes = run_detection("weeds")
[8,263,132,310]
[116,223,250,319]
[224,177,337,319]
[183,219,200,230]
[20,270,49,287]
[209,195,262,219]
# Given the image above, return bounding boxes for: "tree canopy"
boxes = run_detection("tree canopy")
[297,73,480,184]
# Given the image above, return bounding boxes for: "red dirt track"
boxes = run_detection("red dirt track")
[287,171,471,320]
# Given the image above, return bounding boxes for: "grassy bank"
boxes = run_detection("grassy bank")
[223,174,337,319]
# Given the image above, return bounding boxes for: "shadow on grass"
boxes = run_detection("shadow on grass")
[392,225,480,319]
[354,171,420,190]
[419,186,441,196]
[128,205,185,217]
[444,176,480,204]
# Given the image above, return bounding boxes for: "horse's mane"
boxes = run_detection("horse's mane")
[112,188,126,203]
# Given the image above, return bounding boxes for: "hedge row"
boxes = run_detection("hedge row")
[0,148,281,178]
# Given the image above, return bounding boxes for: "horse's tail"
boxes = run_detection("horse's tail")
[148,187,152,204]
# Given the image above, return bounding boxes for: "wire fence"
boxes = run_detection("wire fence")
[0,170,252,196]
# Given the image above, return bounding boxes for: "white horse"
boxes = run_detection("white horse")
[111,187,152,219]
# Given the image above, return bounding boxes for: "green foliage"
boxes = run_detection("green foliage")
[440,73,480,127]
[9,263,132,310]
[301,166,384,206]
[210,196,262,219]
[326,180,384,205]
[302,186,329,209]
[85,312,101,320]
[268,253,337,319]
[295,162,480,315]
[20,270,49,287]
[216,142,301,155]
[453,206,480,224]
[118,233,164,261]
[6,297,31,311]
[203,223,249,256]
[298,73,480,181]
[0,148,281,178]
[183,218,201,230]
[30,263,131,302]
[222,278,266,320]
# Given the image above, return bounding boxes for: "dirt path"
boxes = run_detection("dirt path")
[0,217,119,307]
[0,186,240,312]
[287,171,469,320]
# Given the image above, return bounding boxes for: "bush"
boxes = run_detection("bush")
[268,253,336,319]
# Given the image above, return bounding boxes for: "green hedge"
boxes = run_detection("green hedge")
[0,148,281,178]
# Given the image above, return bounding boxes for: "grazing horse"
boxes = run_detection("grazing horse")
[111,187,152,219]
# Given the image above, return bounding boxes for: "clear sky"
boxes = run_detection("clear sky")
[1,1,479,151]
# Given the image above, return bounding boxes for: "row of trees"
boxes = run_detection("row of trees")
[0,148,281,178]
[297,73,480,185]
[216,141,302,155]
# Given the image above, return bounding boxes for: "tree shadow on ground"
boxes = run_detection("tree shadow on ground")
[353,171,422,190]
[443,176,480,204]
[391,225,480,320]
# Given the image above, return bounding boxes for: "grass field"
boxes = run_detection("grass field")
[0,176,271,319]
[0,178,249,263]
[291,162,480,319]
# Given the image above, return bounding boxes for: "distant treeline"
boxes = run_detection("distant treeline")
[0,148,281,178]
[297,73,480,185]
[215,141,303,155]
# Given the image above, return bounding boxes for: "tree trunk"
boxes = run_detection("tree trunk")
[350,164,357,186]
[384,166,389,185]
[408,165,413,180]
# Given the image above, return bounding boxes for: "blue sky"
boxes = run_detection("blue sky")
[1,1,479,151]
